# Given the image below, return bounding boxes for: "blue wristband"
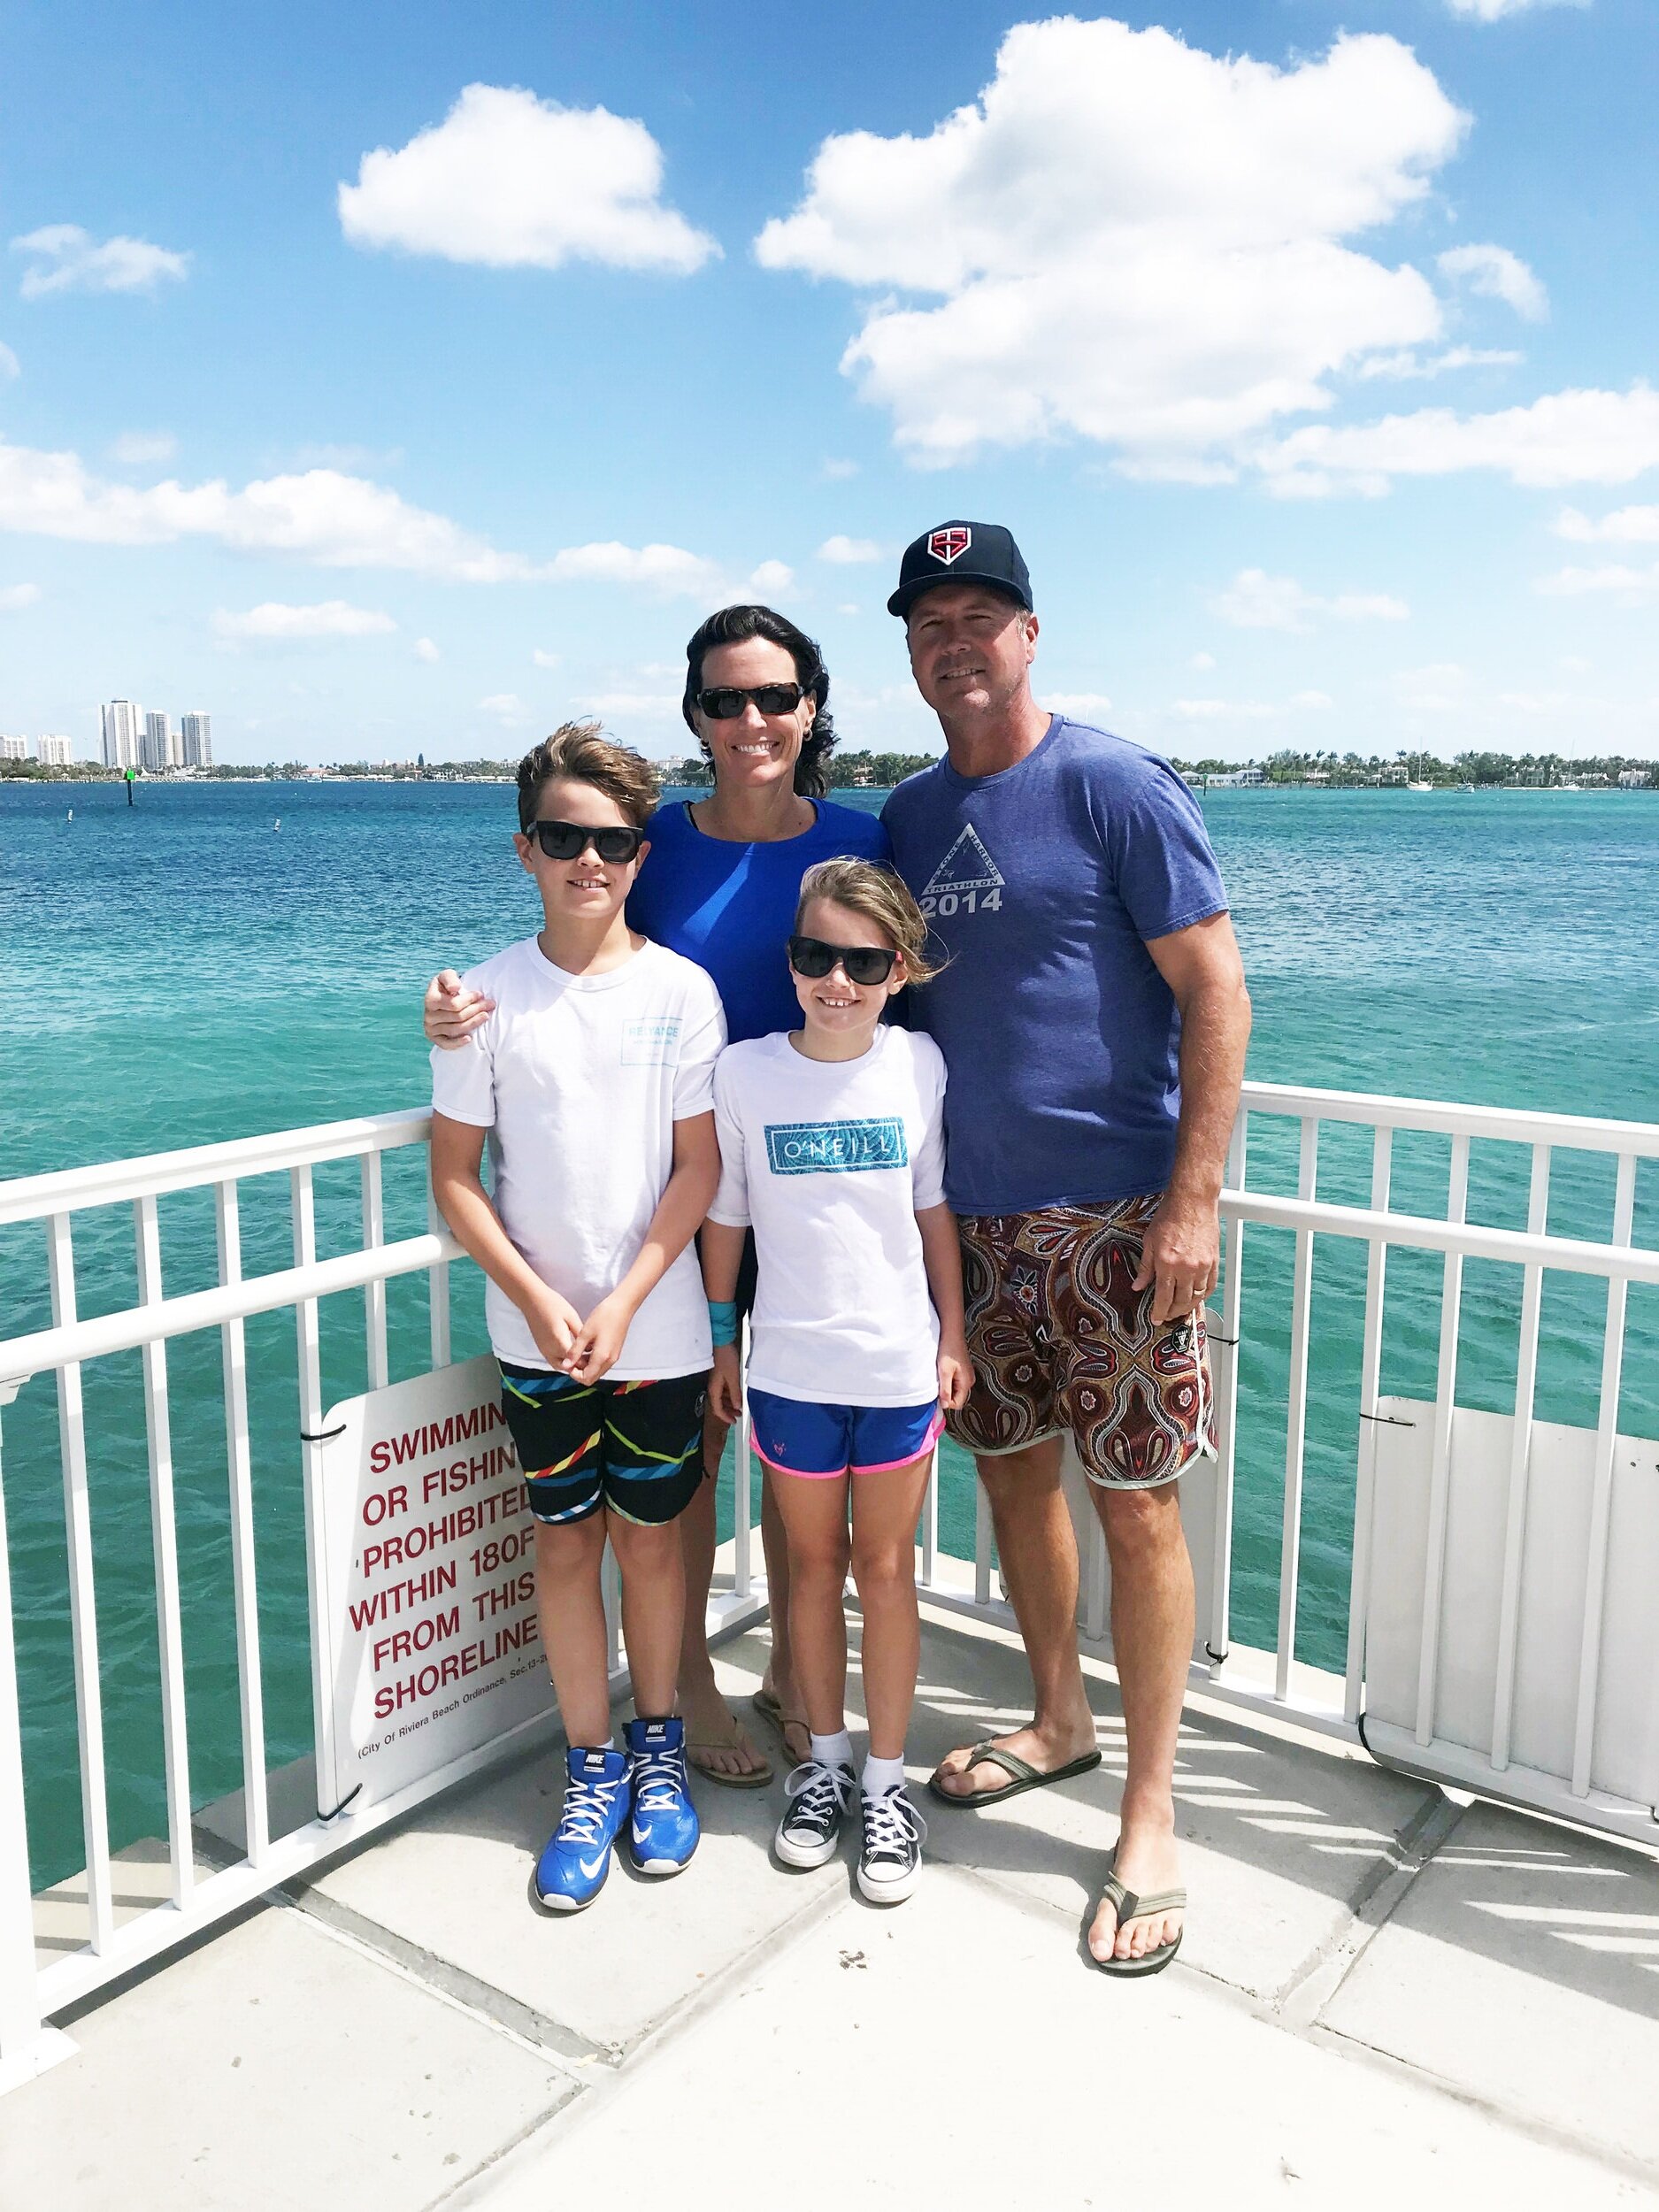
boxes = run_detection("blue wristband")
[708,1299,739,1348]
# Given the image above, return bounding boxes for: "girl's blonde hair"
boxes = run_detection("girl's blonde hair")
[793,857,942,987]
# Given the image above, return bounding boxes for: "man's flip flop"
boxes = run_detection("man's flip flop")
[1091,1855,1186,1978]
[926,1741,1102,1808]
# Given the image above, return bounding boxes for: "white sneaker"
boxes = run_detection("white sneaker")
[857,1785,926,1904]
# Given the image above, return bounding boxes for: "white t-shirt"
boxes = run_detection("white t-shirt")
[430,935,725,1379]
[709,1025,949,1408]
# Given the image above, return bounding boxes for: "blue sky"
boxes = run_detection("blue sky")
[1,0,1655,764]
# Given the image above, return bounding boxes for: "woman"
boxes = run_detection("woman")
[424,603,888,1784]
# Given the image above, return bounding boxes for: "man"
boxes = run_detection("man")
[879,521,1250,1974]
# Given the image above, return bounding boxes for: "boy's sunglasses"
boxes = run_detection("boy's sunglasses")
[787,934,898,987]
[526,818,645,863]
[695,682,808,720]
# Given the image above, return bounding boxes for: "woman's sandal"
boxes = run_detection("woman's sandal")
[684,1709,773,1790]
[752,1686,812,1767]
[1091,1852,1186,1978]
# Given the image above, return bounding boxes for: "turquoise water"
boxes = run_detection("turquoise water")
[3,777,1657,1888]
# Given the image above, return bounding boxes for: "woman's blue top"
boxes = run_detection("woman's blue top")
[628,797,890,1043]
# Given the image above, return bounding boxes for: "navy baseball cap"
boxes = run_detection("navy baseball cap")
[887,520,1033,619]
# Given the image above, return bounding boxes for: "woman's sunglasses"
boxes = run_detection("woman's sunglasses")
[695,682,809,720]
[526,818,646,863]
[787,934,898,987]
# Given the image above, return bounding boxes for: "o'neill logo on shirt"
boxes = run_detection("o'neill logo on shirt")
[927,525,971,565]
[765,1119,909,1175]
[918,823,1005,918]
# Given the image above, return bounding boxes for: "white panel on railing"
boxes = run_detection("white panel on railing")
[214,1181,268,1864]
[1571,1153,1637,1798]
[47,1214,113,1955]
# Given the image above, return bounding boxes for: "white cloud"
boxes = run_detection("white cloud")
[1291,689,1335,709]
[821,458,860,480]
[0,434,773,592]
[818,534,883,564]
[0,341,19,379]
[1356,345,1524,380]
[1047,693,1114,720]
[12,224,189,298]
[1191,650,1216,672]
[1446,0,1588,20]
[1253,385,1659,495]
[413,636,440,662]
[0,580,40,611]
[110,430,177,465]
[1393,661,1470,712]
[1438,242,1548,322]
[1555,504,1659,544]
[756,23,1465,468]
[339,84,717,275]
[1214,568,1409,631]
[532,648,562,668]
[1538,563,1659,603]
[214,600,397,640]
[479,693,530,722]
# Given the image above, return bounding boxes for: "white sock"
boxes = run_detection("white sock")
[863,1752,907,1798]
[810,1729,854,1772]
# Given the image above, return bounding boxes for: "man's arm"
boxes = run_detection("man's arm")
[1140,911,1251,1324]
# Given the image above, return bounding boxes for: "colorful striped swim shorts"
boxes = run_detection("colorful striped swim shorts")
[497,1363,706,1527]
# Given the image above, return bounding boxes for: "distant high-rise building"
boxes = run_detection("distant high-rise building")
[181,711,212,768]
[101,699,143,770]
[0,734,27,761]
[142,710,172,772]
[37,734,73,765]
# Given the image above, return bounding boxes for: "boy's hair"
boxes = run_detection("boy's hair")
[516,721,658,833]
[793,858,941,987]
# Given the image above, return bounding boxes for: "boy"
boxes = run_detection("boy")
[429,722,724,1911]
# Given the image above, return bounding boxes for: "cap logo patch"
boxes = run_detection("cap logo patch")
[927,526,972,566]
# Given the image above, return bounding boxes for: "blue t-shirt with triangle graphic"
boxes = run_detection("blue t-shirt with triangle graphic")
[880,716,1228,1214]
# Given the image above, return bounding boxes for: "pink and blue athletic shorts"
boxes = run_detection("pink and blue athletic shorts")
[748,1387,944,1480]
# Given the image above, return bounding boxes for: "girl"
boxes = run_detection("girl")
[702,858,972,1902]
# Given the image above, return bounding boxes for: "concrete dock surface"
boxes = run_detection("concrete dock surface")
[4,1595,1656,2209]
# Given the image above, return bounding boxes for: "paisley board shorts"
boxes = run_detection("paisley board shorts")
[949,1195,1216,1489]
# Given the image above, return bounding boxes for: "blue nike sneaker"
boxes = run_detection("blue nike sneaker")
[625,1716,700,1876]
[534,1746,630,1912]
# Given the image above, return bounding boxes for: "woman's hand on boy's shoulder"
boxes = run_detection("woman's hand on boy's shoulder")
[937,1338,974,1413]
[425,968,495,1049]
[708,1342,743,1425]
[524,1283,583,1371]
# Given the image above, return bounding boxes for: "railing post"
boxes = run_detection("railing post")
[1275,1118,1318,1701]
[0,1385,51,2085]
[1571,1154,1637,1798]
[1344,1125,1392,1724]
[1208,1110,1248,1674]
[1415,1133,1470,1747]
[291,1165,341,1814]
[134,1194,194,1909]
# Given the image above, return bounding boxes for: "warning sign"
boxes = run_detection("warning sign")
[318,1355,552,1814]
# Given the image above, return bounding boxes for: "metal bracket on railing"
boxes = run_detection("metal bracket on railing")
[298,1424,348,1444]
[317,1783,363,1823]
[1205,1333,1239,1348]
[1204,1642,1229,1665]
[1358,1412,1416,1428]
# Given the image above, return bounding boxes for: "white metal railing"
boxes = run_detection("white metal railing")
[1,1082,1656,2085]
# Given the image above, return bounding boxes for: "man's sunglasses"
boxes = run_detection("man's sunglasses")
[787,934,898,986]
[526,818,646,863]
[695,682,809,720]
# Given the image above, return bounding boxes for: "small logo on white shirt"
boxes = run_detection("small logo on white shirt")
[621,1018,682,1066]
[920,823,1005,916]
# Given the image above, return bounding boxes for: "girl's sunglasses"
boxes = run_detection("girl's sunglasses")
[787,934,898,987]
[695,682,808,719]
[527,818,645,863]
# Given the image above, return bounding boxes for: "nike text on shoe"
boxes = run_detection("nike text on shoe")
[625,1715,700,1876]
[858,1785,926,1904]
[534,1746,630,1912]
[774,1757,857,1870]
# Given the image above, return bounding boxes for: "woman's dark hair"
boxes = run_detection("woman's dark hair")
[681,603,835,799]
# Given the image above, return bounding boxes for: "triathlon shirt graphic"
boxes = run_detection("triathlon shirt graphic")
[880,716,1229,1217]
[709,1025,947,1407]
